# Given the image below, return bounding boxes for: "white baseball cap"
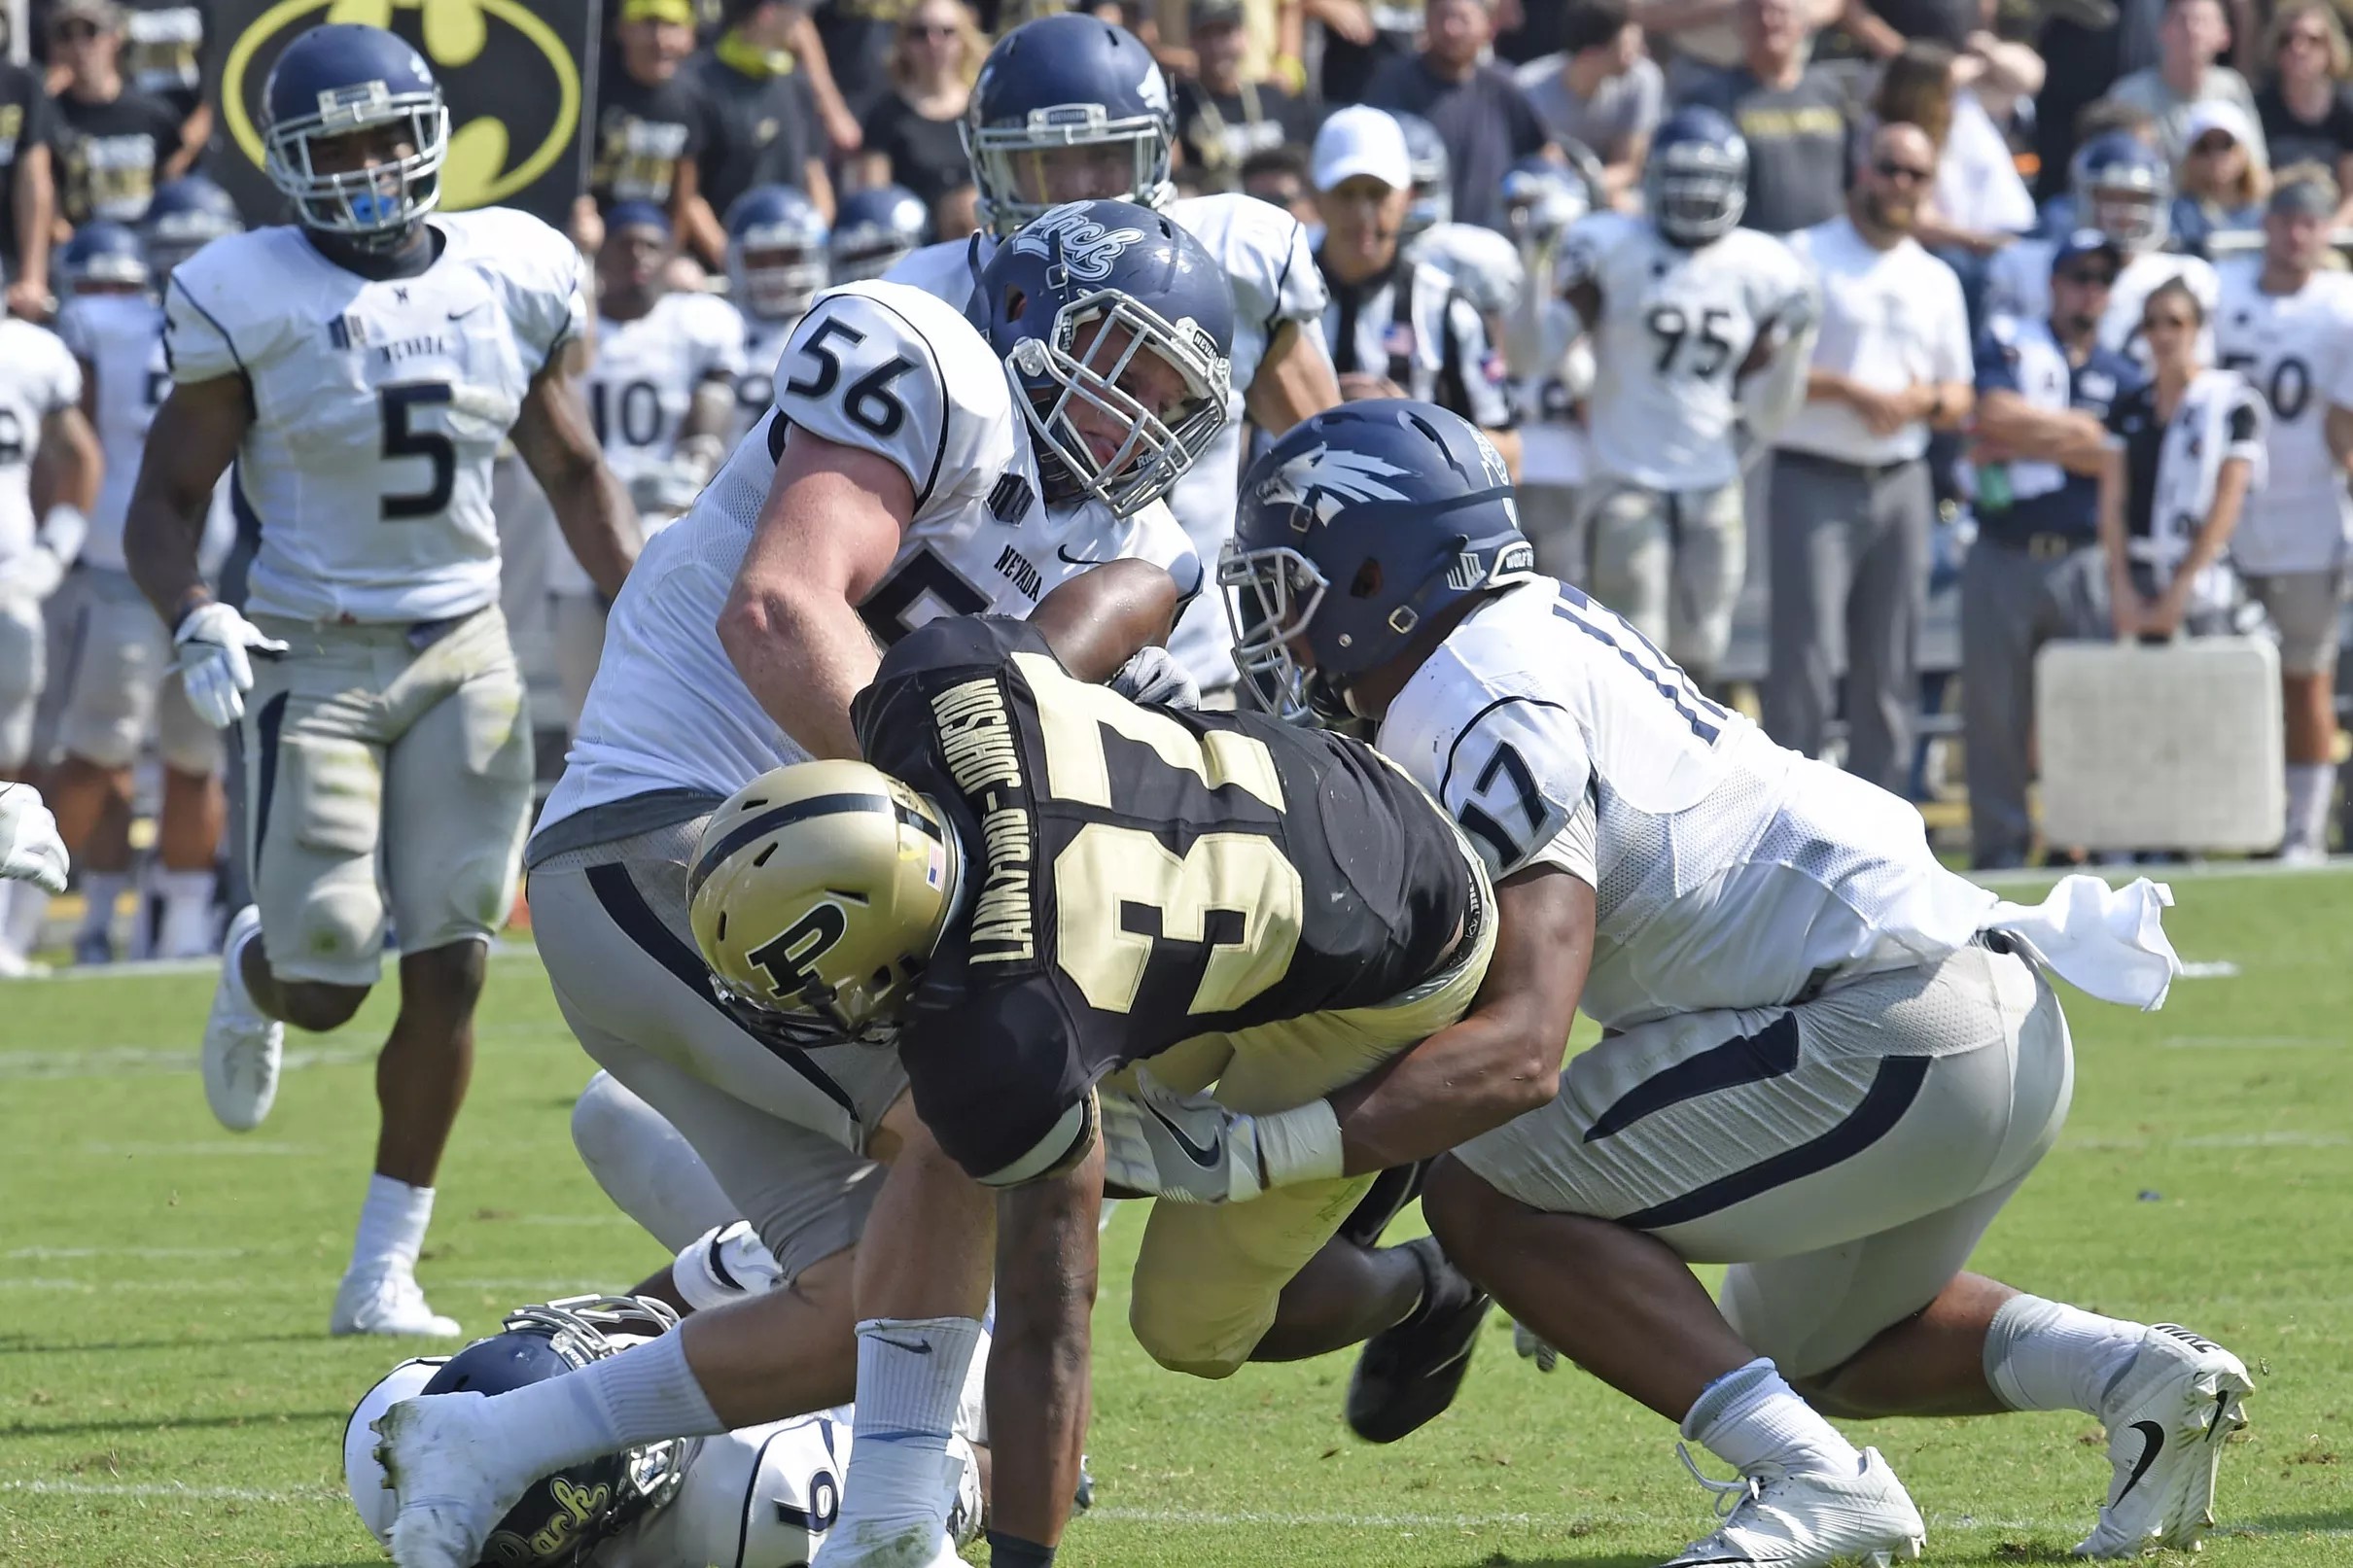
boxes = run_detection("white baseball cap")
[1313,106,1413,193]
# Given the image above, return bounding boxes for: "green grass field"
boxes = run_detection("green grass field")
[2,867,2349,1568]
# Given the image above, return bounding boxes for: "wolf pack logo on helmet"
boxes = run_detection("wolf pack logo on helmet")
[1254,442,1415,527]
[1011,203,1146,282]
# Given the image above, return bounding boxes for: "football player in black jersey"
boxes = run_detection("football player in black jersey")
[677,558,1587,1568]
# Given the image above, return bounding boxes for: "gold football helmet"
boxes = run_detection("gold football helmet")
[688,760,963,1040]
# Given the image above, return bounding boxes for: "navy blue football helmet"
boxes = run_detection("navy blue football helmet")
[969,199,1234,517]
[964,14,1176,236]
[413,1299,690,1567]
[1224,400,1534,723]
[58,222,151,296]
[1392,113,1451,238]
[726,186,830,322]
[1500,154,1592,246]
[1646,106,1748,247]
[141,175,244,277]
[829,184,930,283]
[2071,131,2172,252]
[263,23,448,246]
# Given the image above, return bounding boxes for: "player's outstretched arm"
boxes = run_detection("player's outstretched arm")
[1243,319,1342,436]
[124,376,248,626]
[720,426,915,760]
[1326,865,1594,1171]
[1025,559,1182,683]
[985,1131,1105,1564]
[513,358,640,601]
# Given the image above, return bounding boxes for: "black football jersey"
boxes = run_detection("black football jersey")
[851,615,1472,1182]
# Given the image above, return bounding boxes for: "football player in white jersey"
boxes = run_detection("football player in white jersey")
[1218,400,2249,1568]
[1991,133,2220,365]
[120,25,640,1338]
[350,1293,988,1568]
[1549,106,1817,692]
[723,186,832,441]
[45,189,244,965]
[0,784,70,894]
[371,200,1233,1568]
[0,284,100,978]
[2217,167,2353,861]
[883,11,1338,698]
[550,202,747,732]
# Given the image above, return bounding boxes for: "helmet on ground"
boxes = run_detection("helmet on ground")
[1224,399,1533,723]
[689,759,961,1042]
[828,184,930,282]
[967,198,1234,517]
[1646,106,1748,247]
[262,23,448,246]
[726,186,830,323]
[965,13,1175,235]
[141,176,243,277]
[345,1298,690,1565]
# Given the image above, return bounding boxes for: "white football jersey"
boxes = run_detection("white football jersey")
[1560,214,1812,490]
[886,193,1328,689]
[1988,241,2220,366]
[731,313,803,443]
[2214,259,2353,574]
[162,209,587,624]
[54,292,235,574]
[1408,221,1526,318]
[1377,577,1994,1028]
[0,319,82,573]
[540,281,1200,831]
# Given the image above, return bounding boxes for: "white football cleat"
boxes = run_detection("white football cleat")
[1663,1446,1925,1567]
[201,906,283,1132]
[376,1392,531,1568]
[333,1265,462,1339]
[2073,1322,2252,1557]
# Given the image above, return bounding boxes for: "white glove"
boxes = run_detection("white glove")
[1108,645,1200,709]
[173,601,289,729]
[0,505,89,601]
[1096,1067,1343,1204]
[0,783,69,894]
[1512,1319,1560,1373]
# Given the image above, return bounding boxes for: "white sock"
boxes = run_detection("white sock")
[2284,763,2335,855]
[1681,1358,1861,1479]
[78,872,126,941]
[467,1327,724,1481]
[156,869,219,958]
[825,1316,986,1558]
[348,1174,436,1276]
[1983,1294,2147,1414]
[2,880,50,958]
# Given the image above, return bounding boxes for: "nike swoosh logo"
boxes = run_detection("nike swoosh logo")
[447,302,486,319]
[1143,1100,1221,1168]
[1057,544,1103,566]
[2115,1418,2167,1503]
[873,1336,933,1355]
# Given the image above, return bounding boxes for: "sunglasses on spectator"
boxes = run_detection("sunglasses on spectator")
[2285,27,2331,47]
[1874,158,1933,182]
[2058,267,2117,287]
[52,18,100,40]
[2192,133,2238,154]
[2143,313,2196,332]
[904,20,959,36]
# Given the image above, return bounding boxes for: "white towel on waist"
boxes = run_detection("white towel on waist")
[1982,874,2183,1011]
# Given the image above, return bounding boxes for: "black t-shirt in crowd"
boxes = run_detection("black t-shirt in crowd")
[1687,65,1851,235]
[1365,55,1552,231]
[1176,78,1313,191]
[590,56,712,210]
[863,90,971,213]
[1321,0,1423,104]
[0,63,57,269]
[53,87,182,225]
[2256,81,2353,176]
[120,0,212,122]
[815,0,911,114]
[686,50,821,220]
[853,614,1471,1183]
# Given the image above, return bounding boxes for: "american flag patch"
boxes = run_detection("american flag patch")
[1382,322,1416,360]
[1482,351,1509,385]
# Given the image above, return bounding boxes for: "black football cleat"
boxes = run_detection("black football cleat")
[1345,1235,1492,1444]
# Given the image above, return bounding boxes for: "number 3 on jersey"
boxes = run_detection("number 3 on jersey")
[1021,654,1305,1017]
